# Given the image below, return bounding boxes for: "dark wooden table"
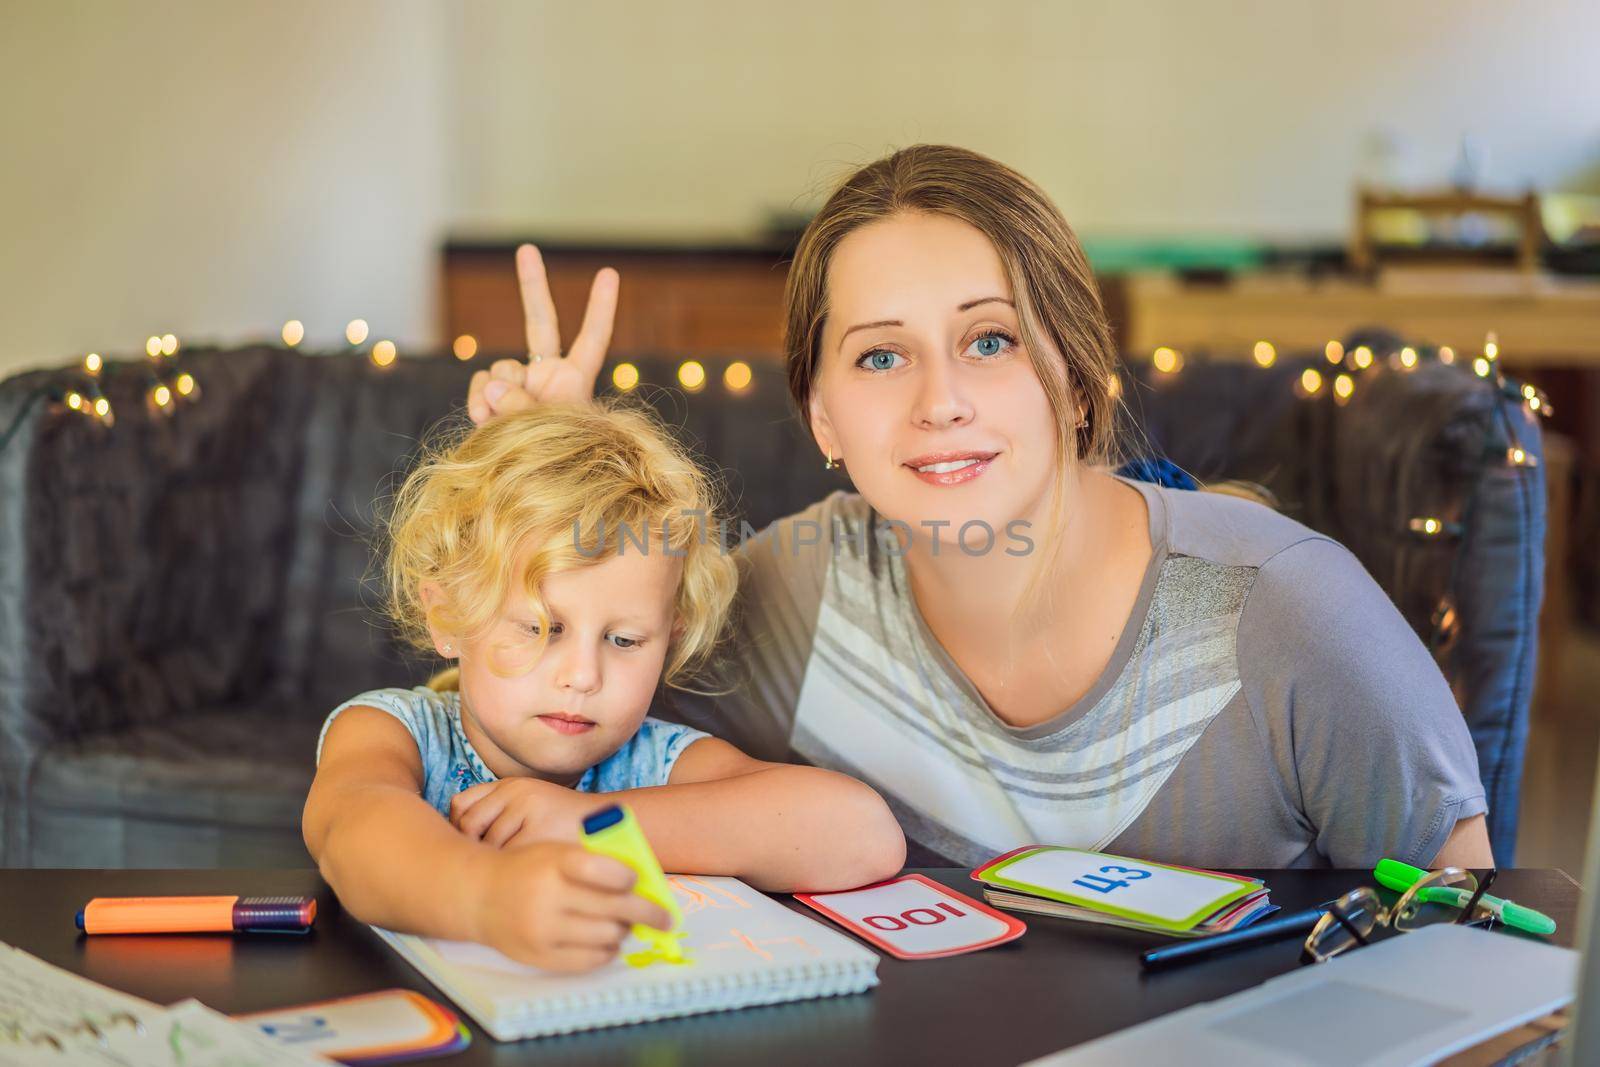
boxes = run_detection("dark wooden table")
[0,867,1579,1066]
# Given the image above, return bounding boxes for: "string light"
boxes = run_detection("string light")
[723,361,753,393]
[453,334,478,361]
[1253,341,1276,368]
[84,353,102,376]
[160,334,178,357]
[371,340,397,367]
[92,396,112,424]
[677,360,707,392]
[1152,347,1182,374]
[1299,368,1324,396]
[145,336,163,358]
[1410,517,1444,536]
[176,373,196,397]
[1399,347,1418,369]
[1325,340,1344,365]
[1507,447,1538,468]
[282,320,305,347]
[1438,346,1456,365]
[1352,346,1374,370]
[345,319,369,346]
[1484,332,1499,361]
[612,362,640,392]
[1333,373,1354,402]
[1473,357,1492,378]
[65,391,83,411]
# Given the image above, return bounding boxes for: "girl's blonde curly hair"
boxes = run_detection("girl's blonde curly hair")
[385,401,738,689]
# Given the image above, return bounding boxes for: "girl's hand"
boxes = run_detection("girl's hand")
[466,244,618,425]
[474,842,672,972]
[449,777,588,849]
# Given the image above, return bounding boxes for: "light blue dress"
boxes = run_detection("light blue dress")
[317,686,707,816]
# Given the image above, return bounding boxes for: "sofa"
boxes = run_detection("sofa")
[0,339,1544,867]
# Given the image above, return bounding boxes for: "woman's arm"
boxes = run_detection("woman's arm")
[303,707,498,940]
[1432,813,1494,868]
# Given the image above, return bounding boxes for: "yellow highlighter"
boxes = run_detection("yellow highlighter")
[580,803,686,964]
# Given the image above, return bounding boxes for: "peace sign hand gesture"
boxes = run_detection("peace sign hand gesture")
[466,244,618,425]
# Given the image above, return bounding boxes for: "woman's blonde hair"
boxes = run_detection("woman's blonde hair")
[385,401,738,689]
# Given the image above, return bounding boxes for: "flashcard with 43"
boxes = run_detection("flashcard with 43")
[795,874,1026,960]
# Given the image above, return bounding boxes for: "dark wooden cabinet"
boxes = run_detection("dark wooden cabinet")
[443,240,793,361]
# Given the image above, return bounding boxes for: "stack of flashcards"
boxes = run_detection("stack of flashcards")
[972,846,1275,938]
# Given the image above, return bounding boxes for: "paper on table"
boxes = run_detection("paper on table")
[0,945,332,1067]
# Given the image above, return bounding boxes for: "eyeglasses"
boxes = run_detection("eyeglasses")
[1303,866,1499,963]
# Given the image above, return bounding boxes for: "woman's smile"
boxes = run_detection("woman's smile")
[903,449,999,486]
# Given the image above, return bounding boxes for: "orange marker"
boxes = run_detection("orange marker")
[76,895,316,935]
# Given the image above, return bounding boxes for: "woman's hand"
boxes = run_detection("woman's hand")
[473,842,672,972]
[466,244,618,425]
[449,777,590,849]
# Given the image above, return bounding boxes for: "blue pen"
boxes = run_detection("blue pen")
[1140,904,1332,970]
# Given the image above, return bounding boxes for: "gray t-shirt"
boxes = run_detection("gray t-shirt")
[664,477,1486,870]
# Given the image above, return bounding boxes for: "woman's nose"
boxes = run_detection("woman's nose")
[911,356,975,430]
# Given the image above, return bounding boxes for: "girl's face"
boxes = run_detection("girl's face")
[439,549,681,785]
[810,212,1063,549]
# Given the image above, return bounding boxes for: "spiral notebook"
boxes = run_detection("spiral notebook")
[373,875,879,1041]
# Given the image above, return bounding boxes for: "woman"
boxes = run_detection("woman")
[467,144,1491,871]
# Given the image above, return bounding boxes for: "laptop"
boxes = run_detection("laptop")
[1023,776,1600,1067]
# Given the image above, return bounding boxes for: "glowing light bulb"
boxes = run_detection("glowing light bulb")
[1473,357,1492,378]
[146,336,163,358]
[1325,340,1344,364]
[65,391,83,411]
[84,352,102,375]
[93,397,110,418]
[371,339,396,366]
[723,361,753,393]
[1438,346,1455,365]
[1334,373,1354,399]
[282,320,305,346]
[612,362,640,392]
[160,333,178,356]
[453,334,478,361]
[1485,332,1499,360]
[1253,341,1276,368]
[1399,347,1417,369]
[346,319,369,345]
[1352,346,1373,370]
[176,373,196,396]
[152,384,172,407]
[1300,368,1324,395]
[677,360,706,392]
[1152,347,1180,374]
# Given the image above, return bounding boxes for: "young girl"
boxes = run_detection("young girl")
[302,402,905,973]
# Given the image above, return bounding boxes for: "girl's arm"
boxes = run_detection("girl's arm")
[452,738,906,893]
[630,738,906,891]
[302,707,498,940]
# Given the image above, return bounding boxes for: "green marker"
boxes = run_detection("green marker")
[1373,859,1556,937]
[580,803,685,962]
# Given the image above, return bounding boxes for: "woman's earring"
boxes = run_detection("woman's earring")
[441,644,453,656]
[824,448,839,471]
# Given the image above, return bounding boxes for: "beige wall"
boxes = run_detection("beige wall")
[0,0,452,375]
[452,0,1600,239]
[4,0,1597,375]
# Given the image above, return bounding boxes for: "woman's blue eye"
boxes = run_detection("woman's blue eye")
[969,331,1014,358]
[859,349,903,372]
[608,634,640,649]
